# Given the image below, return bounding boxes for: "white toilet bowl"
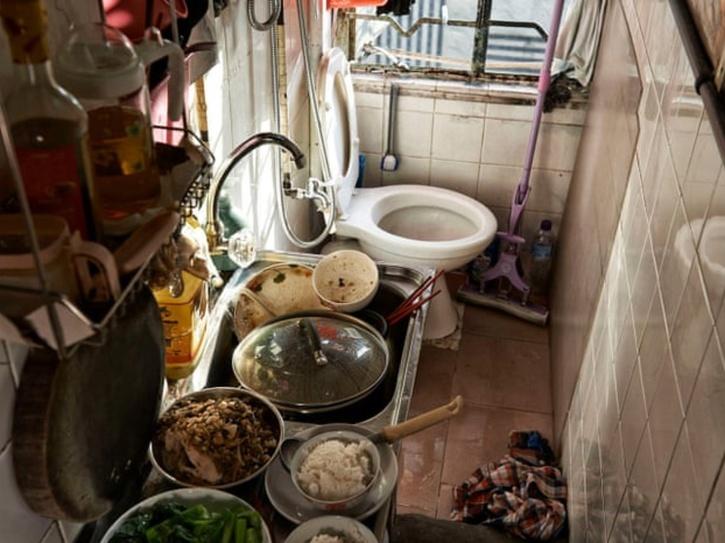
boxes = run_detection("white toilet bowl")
[318,48,498,338]
[336,185,497,338]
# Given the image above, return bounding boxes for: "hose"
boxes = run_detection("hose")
[268,0,336,249]
[247,0,281,32]
[295,0,333,183]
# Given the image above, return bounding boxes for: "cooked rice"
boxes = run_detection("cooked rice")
[296,439,373,501]
[309,535,345,543]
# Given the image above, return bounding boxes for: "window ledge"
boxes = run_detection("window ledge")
[351,72,588,110]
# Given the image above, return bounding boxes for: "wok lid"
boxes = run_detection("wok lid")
[232,311,388,410]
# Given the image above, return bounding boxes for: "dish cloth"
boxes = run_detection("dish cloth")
[451,431,566,541]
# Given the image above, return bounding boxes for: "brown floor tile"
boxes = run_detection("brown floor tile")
[397,422,448,512]
[463,306,549,344]
[440,404,553,486]
[408,346,457,416]
[451,334,552,413]
[436,483,454,519]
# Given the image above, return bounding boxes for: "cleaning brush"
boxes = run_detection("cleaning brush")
[381,83,400,172]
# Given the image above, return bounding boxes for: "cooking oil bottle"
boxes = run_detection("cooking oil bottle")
[153,217,211,380]
[155,270,209,380]
[0,0,101,240]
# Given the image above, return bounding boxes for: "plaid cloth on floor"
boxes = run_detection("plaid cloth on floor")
[451,433,567,541]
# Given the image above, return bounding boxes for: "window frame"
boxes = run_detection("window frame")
[345,0,550,81]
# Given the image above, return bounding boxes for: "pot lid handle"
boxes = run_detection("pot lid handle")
[298,318,328,366]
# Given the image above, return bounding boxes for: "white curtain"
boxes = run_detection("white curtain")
[553,0,608,86]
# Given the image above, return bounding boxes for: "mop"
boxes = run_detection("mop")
[457,0,567,325]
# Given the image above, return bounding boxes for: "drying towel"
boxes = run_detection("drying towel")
[451,432,566,541]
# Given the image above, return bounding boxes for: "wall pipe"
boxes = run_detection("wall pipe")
[668,0,725,164]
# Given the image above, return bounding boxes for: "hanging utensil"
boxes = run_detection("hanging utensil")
[13,286,165,521]
[380,83,400,172]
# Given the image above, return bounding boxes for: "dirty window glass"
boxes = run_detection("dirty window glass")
[353,0,566,78]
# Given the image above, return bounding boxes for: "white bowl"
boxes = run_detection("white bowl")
[289,430,381,513]
[284,515,377,543]
[100,488,272,543]
[313,250,379,313]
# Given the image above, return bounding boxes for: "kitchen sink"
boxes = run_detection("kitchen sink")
[76,250,430,543]
[187,249,431,437]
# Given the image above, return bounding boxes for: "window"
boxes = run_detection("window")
[349,0,568,78]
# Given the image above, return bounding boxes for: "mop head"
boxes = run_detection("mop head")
[457,284,549,326]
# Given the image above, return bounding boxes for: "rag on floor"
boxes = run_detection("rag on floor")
[451,431,566,541]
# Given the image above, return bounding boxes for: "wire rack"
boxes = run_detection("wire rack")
[0,110,214,357]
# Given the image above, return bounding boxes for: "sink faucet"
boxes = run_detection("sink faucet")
[205,132,306,253]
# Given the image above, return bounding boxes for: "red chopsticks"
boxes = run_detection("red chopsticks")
[386,269,445,326]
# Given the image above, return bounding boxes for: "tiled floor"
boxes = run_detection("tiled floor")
[396,305,553,519]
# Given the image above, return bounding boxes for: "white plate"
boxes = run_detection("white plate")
[265,424,398,524]
[233,263,328,339]
[284,515,377,543]
[100,488,272,543]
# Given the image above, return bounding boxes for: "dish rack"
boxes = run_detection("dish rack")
[0,109,214,358]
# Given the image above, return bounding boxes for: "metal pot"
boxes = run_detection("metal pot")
[150,387,285,489]
[231,310,390,414]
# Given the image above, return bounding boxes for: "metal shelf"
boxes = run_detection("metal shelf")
[0,125,214,356]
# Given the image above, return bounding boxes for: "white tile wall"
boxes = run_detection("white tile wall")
[429,160,478,197]
[432,114,484,163]
[556,1,725,540]
[355,85,587,244]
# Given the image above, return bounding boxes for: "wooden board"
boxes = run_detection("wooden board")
[12,286,165,521]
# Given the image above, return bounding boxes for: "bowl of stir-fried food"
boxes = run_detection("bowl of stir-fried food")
[151,388,284,488]
[101,488,272,543]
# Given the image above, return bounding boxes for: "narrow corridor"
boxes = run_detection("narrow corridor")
[397,306,553,518]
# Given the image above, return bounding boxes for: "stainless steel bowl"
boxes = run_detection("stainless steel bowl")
[288,430,382,513]
[150,387,284,489]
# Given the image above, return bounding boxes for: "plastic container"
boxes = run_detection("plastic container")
[154,271,209,379]
[529,219,554,295]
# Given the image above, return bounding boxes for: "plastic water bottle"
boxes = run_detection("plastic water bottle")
[529,220,554,296]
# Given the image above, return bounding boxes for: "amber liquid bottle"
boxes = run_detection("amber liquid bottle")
[0,0,100,240]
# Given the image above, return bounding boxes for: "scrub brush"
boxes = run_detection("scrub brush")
[381,83,400,172]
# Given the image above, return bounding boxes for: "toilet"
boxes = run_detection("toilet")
[318,48,498,339]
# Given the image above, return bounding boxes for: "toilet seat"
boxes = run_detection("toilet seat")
[317,47,359,213]
[336,185,498,264]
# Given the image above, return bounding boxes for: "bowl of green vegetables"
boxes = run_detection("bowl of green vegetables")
[100,488,272,543]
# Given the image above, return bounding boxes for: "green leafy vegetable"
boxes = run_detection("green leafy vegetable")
[109,502,264,543]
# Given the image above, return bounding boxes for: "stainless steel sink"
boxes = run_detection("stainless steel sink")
[186,249,431,438]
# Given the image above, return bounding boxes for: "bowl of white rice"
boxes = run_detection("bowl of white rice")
[289,430,381,512]
[283,515,377,543]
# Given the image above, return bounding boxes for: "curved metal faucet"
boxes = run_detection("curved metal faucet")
[205,132,306,252]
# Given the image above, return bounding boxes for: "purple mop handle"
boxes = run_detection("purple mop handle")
[507,0,567,235]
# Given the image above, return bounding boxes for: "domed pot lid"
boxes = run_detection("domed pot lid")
[232,311,388,411]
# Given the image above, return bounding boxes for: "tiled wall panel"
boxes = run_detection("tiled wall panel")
[552,0,725,541]
[354,83,586,246]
